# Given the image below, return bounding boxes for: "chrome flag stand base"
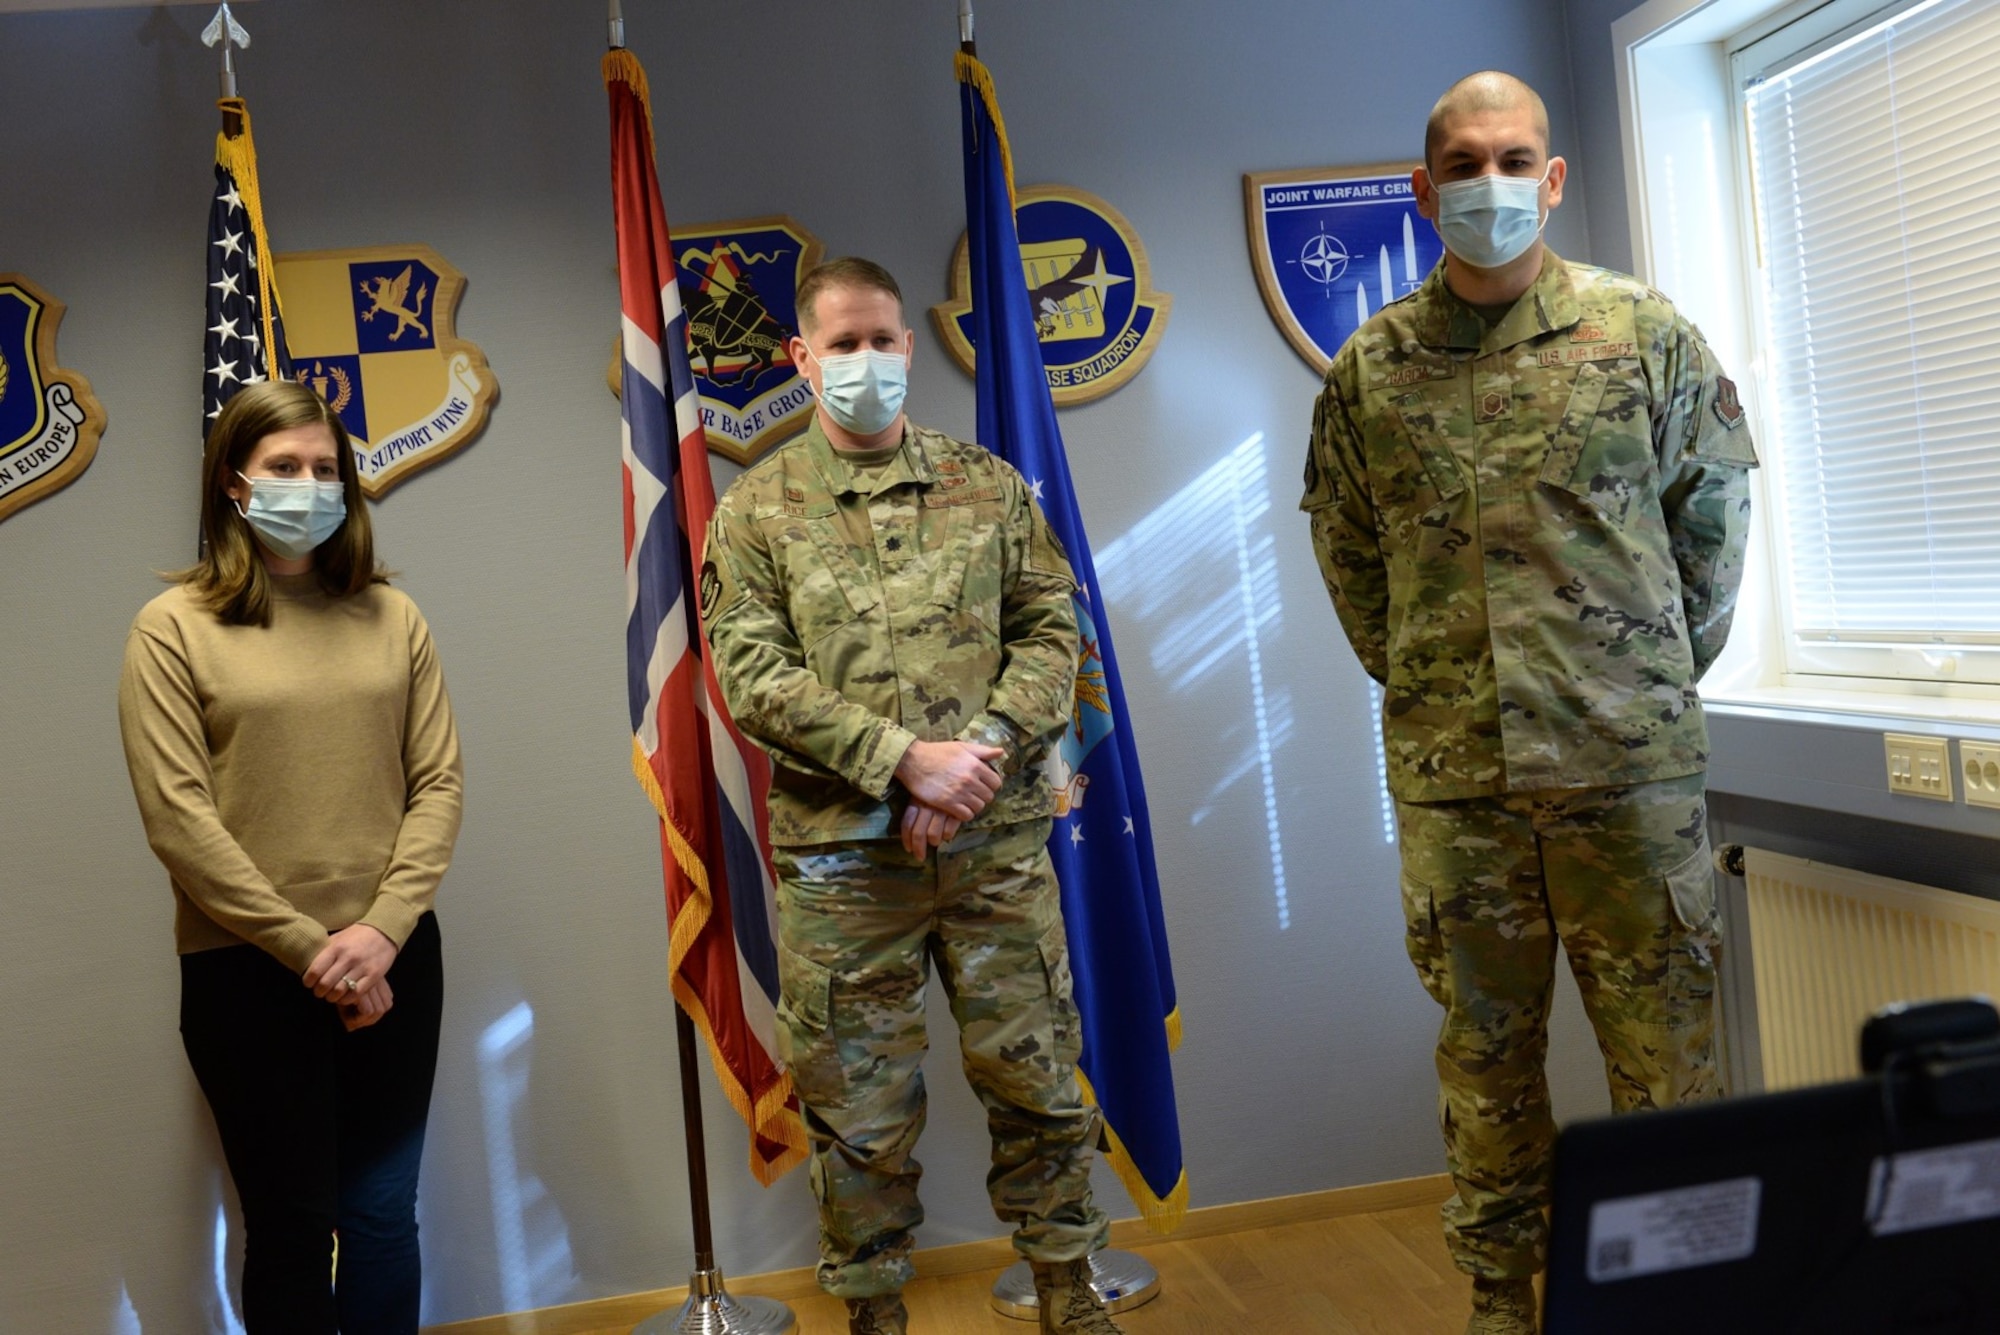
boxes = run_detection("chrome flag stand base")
[989,1249,1161,1319]
[631,1267,795,1335]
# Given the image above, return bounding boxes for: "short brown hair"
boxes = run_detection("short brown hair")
[172,379,386,626]
[795,257,904,334]
[1424,71,1551,172]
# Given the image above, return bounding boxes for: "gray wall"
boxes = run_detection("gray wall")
[0,2,1615,1328]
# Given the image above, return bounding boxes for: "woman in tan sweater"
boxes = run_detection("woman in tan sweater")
[118,380,462,1333]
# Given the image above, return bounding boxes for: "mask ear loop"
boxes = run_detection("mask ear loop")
[232,470,253,520]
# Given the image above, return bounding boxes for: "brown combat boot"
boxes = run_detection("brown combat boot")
[1466,1276,1538,1335]
[845,1292,908,1335]
[1030,1259,1125,1335]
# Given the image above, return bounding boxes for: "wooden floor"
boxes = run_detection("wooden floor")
[759,1204,1474,1335]
[433,1195,1478,1335]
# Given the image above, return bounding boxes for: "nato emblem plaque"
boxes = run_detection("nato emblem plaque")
[933,185,1171,406]
[1245,163,1443,374]
[273,244,497,498]
[0,274,107,524]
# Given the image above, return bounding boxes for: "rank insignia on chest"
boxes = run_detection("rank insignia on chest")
[0,274,107,524]
[274,244,498,498]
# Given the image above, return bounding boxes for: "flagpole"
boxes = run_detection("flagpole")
[614,11,793,1329]
[201,2,247,136]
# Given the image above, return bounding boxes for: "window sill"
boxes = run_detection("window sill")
[1700,684,2000,839]
[1705,683,2000,735]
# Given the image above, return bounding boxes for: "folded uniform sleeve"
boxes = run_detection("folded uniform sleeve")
[116,605,329,973]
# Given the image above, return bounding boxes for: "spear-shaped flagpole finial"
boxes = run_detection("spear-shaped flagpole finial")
[959,0,975,53]
[200,2,251,99]
[609,0,625,50]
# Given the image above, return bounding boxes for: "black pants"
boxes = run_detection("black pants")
[180,913,442,1334]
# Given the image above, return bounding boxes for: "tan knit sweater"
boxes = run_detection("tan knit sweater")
[118,573,463,973]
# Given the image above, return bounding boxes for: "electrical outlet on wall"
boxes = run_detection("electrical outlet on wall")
[1885,733,1953,802]
[1961,742,2000,811]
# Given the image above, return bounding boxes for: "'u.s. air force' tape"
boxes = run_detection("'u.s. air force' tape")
[1585,1176,1762,1282]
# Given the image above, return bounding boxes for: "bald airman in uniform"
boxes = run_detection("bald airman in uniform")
[702,258,1123,1335]
[1301,74,1757,1335]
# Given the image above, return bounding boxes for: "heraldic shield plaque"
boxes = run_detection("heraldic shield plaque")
[605,216,824,465]
[1245,163,1443,375]
[933,185,1171,406]
[0,274,107,524]
[675,217,824,465]
[274,244,498,498]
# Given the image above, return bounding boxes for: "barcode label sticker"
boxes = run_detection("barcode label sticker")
[1585,1177,1761,1282]
[1869,1136,2000,1236]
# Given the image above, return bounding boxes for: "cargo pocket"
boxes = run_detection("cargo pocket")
[1038,921,1081,1067]
[775,942,844,1107]
[1401,871,1449,1008]
[1664,840,1721,1025]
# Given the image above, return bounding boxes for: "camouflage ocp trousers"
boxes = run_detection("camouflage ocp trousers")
[771,817,1109,1299]
[1394,772,1725,1280]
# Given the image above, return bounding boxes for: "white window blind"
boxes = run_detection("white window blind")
[1742,0,2000,659]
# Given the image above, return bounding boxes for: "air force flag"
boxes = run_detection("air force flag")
[957,49,1186,1230]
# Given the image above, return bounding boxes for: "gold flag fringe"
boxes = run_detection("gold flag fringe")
[1076,1065,1189,1234]
[630,737,808,1187]
[214,98,285,387]
[954,52,1018,210]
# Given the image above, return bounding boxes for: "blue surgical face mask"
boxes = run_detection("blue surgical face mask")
[234,472,347,560]
[1432,167,1551,270]
[808,347,908,436]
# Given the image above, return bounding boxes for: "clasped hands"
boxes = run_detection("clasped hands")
[895,739,1006,857]
[302,922,401,1032]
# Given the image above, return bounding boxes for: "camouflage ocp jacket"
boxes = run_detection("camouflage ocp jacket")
[1303,253,1758,803]
[704,418,1079,844]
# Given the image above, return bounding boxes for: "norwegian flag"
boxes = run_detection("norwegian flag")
[604,49,804,1185]
[203,98,292,435]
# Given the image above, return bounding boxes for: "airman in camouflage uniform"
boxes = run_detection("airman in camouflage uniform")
[702,259,1120,1335]
[1300,75,1756,1334]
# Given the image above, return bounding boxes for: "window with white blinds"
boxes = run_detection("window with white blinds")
[1738,0,2000,682]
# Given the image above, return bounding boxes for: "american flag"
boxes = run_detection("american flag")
[204,97,291,434]
[604,48,805,1186]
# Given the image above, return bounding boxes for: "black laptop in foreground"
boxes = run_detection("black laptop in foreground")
[1545,999,2000,1335]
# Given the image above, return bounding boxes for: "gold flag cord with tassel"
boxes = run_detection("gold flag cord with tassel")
[214,97,284,382]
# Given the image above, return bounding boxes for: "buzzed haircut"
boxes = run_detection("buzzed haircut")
[1425,71,1551,172]
[796,257,904,334]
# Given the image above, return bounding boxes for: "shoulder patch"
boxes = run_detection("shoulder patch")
[1029,511,1073,579]
[1713,375,1744,430]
